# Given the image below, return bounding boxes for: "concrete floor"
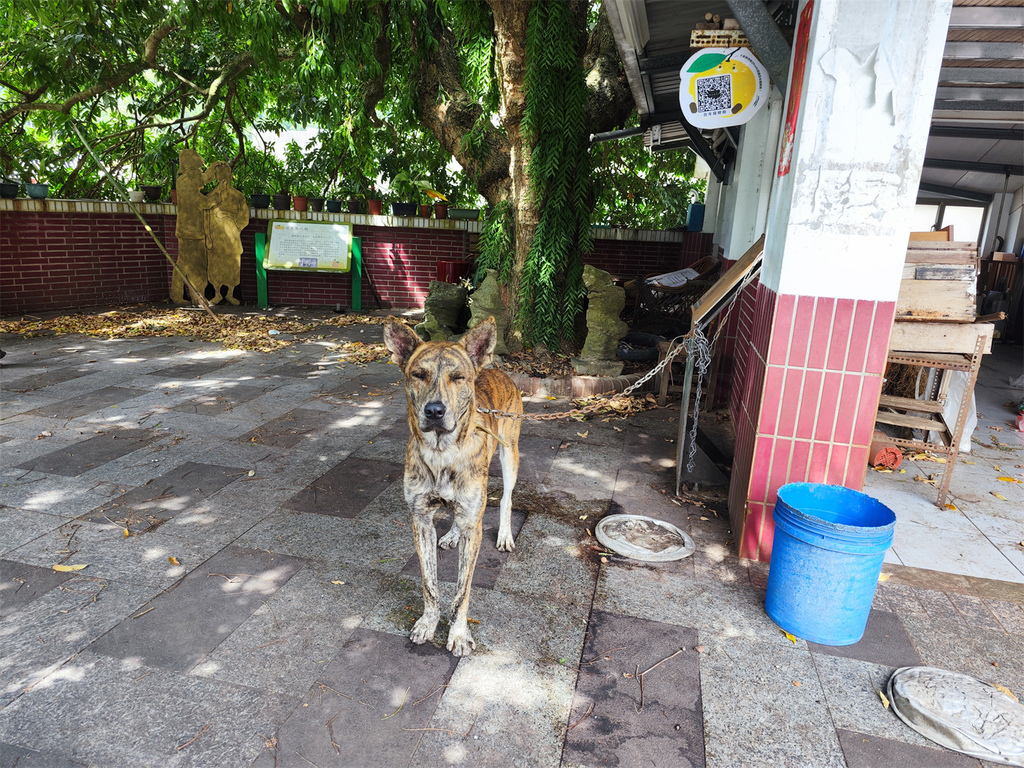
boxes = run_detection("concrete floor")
[0,311,1021,768]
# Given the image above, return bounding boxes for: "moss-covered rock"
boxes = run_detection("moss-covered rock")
[467,268,509,356]
[573,265,627,376]
[415,280,467,341]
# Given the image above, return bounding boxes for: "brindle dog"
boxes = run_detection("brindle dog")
[383,316,522,656]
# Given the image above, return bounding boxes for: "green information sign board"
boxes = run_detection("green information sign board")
[255,225,362,311]
[264,220,353,272]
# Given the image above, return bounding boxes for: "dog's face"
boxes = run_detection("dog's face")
[384,318,497,441]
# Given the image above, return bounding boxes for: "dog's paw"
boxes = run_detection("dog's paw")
[438,526,460,550]
[496,530,516,552]
[446,626,476,657]
[410,613,439,645]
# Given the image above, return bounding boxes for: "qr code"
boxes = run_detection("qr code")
[298,257,318,268]
[696,74,732,114]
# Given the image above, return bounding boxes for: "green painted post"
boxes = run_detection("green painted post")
[351,236,362,311]
[255,232,269,309]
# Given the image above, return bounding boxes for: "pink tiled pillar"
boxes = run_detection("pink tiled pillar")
[731,286,896,561]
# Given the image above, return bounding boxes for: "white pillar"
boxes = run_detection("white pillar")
[762,0,953,300]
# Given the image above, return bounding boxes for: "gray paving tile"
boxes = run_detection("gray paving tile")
[0,742,86,768]
[541,442,623,501]
[86,545,305,672]
[5,520,227,589]
[808,610,921,668]
[14,428,155,476]
[410,656,576,768]
[0,559,70,619]
[22,386,151,420]
[900,614,1024,693]
[170,383,266,415]
[813,654,935,749]
[699,635,846,768]
[836,729,983,768]
[1,367,90,393]
[947,591,1006,632]
[146,359,232,379]
[0,651,295,768]
[80,461,245,533]
[265,359,342,379]
[399,506,527,589]
[916,588,966,625]
[235,407,334,448]
[0,509,65,556]
[284,455,403,517]
[192,563,387,695]
[0,578,161,708]
[563,610,704,768]
[596,563,806,649]
[494,507,601,605]
[488,434,562,485]
[325,368,404,399]
[877,582,928,619]
[986,598,1024,635]
[251,628,458,768]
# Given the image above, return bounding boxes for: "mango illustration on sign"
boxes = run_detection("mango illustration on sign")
[679,47,769,129]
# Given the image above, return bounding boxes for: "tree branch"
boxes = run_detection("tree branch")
[412,9,511,204]
[0,21,177,127]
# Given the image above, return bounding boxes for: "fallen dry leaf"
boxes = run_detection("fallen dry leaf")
[169,556,180,566]
[331,580,345,585]
[53,564,88,572]
[992,683,1019,703]
[878,573,891,582]
[997,477,1021,483]
[783,631,798,644]
[577,430,589,439]
[879,690,890,709]
[123,528,130,538]
[992,492,1007,501]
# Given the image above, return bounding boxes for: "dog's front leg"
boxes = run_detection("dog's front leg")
[409,497,441,645]
[447,495,485,657]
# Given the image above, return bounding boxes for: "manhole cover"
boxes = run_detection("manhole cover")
[595,514,695,562]
[888,666,1024,766]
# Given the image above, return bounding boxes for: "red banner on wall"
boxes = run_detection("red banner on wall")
[777,0,814,177]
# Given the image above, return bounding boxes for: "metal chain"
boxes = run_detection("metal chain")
[476,337,690,421]
[481,277,747,425]
[684,293,740,471]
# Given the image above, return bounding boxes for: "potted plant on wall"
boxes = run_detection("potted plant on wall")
[325,186,344,214]
[20,151,50,199]
[245,149,273,209]
[271,165,291,210]
[389,171,420,217]
[366,185,383,216]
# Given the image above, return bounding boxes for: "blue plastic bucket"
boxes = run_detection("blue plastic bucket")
[765,483,896,646]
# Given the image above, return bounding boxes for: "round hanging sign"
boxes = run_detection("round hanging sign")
[679,47,769,129]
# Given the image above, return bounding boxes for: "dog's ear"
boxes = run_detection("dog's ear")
[383,317,422,369]
[460,316,497,370]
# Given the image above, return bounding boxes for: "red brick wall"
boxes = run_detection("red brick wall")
[1,211,176,315]
[2,206,711,316]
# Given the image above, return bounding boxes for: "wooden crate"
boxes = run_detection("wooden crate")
[895,240,978,322]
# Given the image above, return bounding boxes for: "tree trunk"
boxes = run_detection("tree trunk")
[489,0,535,351]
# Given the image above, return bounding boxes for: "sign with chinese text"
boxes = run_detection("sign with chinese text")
[264,221,352,272]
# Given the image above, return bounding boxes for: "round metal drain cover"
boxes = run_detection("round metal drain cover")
[595,514,695,562]
[887,666,1024,766]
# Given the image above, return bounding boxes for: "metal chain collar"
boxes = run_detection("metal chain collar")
[476,337,690,421]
